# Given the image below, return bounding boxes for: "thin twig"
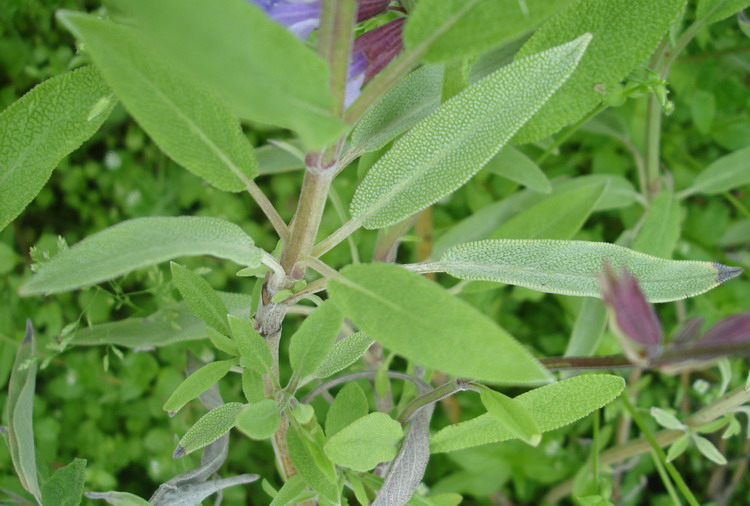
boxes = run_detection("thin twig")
[302,370,428,404]
[245,180,289,241]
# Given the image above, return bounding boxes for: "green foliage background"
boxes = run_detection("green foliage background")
[1,0,749,504]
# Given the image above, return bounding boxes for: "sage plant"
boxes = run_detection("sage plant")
[2,0,750,504]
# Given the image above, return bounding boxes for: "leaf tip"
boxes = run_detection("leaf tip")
[24,319,35,344]
[172,445,186,459]
[715,263,742,284]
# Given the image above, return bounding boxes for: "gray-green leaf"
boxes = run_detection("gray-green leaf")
[41,458,86,506]
[228,315,273,375]
[289,302,343,381]
[85,491,151,505]
[0,65,114,231]
[484,146,551,194]
[314,332,374,379]
[324,413,403,472]
[163,360,236,416]
[287,425,339,502]
[328,264,552,384]
[512,0,685,144]
[171,263,231,335]
[681,146,750,197]
[20,216,262,296]
[633,190,681,258]
[325,382,369,438]
[349,35,590,229]
[236,400,281,440]
[431,374,625,453]
[174,402,244,458]
[478,387,541,446]
[59,12,257,192]
[437,239,741,302]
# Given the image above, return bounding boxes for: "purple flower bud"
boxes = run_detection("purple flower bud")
[671,316,705,346]
[599,263,663,357]
[697,313,750,346]
[357,0,392,22]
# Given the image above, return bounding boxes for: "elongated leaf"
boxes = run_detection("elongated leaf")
[236,400,280,440]
[269,474,307,506]
[86,491,151,505]
[324,413,403,472]
[20,217,261,296]
[404,0,576,63]
[564,298,607,357]
[328,264,552,384]
[163,360,236,416]
[512,0,685,144]
[289,302,343,380]
[350,35,590,229]
[325,382,369,438]
[171,263,231,335]
[256,142,304,175]
[228,315,272,374]
[0,65,114,231]
[150,475,259,506]
[682,146,750,197]
[351,65,443,154]
[479,387,541,446]
[174,402,244,458]
[116,0,344,149]
[633,190,681,258]
[41,458,86,506]
[287,425,339,502]
[484,146,551,193]
[314,332,374,379]
[59,13,257,192]
[491,182,605,239]
[438,239,742,303]
[3,320,40,502]
[431,374,625,453]
[697,0,750,23]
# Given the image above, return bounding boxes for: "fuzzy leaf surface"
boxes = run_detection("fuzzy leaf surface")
[289,302,343,380]
[314,332,374,379]
[162,360,236,416]
[174,402,244,457]
[171,263,231,335]
[324,413,403,472]
[41,458,86,506]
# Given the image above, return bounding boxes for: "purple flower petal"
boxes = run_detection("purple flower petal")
[698,313,750,346]
[357,0,391,22]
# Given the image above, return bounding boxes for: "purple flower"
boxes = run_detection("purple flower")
[599,263,663,360]
[697,313,750,346]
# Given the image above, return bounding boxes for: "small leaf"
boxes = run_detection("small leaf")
[484,146,551,194]
[150,474,259,506]
[242,369,266,404]
[20,217,262,296]
[85,491,151,505]
[649,407,685,430]
[479,386,542,446]
[174,402,244,458]
[269,474,307,506]
[41,458,87,506]
[4,320,41,502]
[324,413,404,472]
[163,360,236,416]
[349,35,590,229]
[207,327,239,356]
[289,302,344,381]
[287,425,340,502]
[325,383,369,438]
[314,332,374,379]
[236,400,281,440]
[682,146,750,197]
[666,434,690,462]
[437,239,742,303]
[228,315,272,374]
[351,65,443,154]
[564,298,607,357]
[171,263,231,335]
[59,12,258,192]
[691,434,727,465]
[0,66,114,231]
[431,374,625,453]
[328,264,552,384]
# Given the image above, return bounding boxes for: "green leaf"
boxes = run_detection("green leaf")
[41,458,86,506]
[328,264,552,384]
[85,491,151,505]
[287,425,340,502]
[324,413,403,472]
[478,387,541,446]
[564,298,607,357]
[207,327,239,356]
[666,434,690,462]
[512,0,685,144]
[650,407,684,430]
[431,374,625,453]
[404,0,577,63]
[20,216,262,296]
[437,239,742,303]
[682,146,750,197]
[3,321,40,502]
[59,12,257,192]
[289,302,344,381]
[269,474,307,506]
[242,369,266,404]
[235,400,281,440]
[633,190,681,258]
[325,382,369,438]
[349,35,591,229]
[115,0,344,149]
[314,332,374,379]
[484,146,551,194]
[0,65,114,231]
[490,182,605,239]
[697,0,750,23]
[690,89,716,135]
[174,402,244,458]
[692,434,727,465]
[170,263,231,335]
[351,65,443,154]
[228,315,273,375]
[163,360,236,416]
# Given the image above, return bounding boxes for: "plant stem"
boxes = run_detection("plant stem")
[311,218,362,258]
[302,370,429,404]
[246,180,289,241]
[396,378,477,424]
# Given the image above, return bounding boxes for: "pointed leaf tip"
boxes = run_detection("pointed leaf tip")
[173,445,186,459]
[716,264,742,283]
[24,319,34,343]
